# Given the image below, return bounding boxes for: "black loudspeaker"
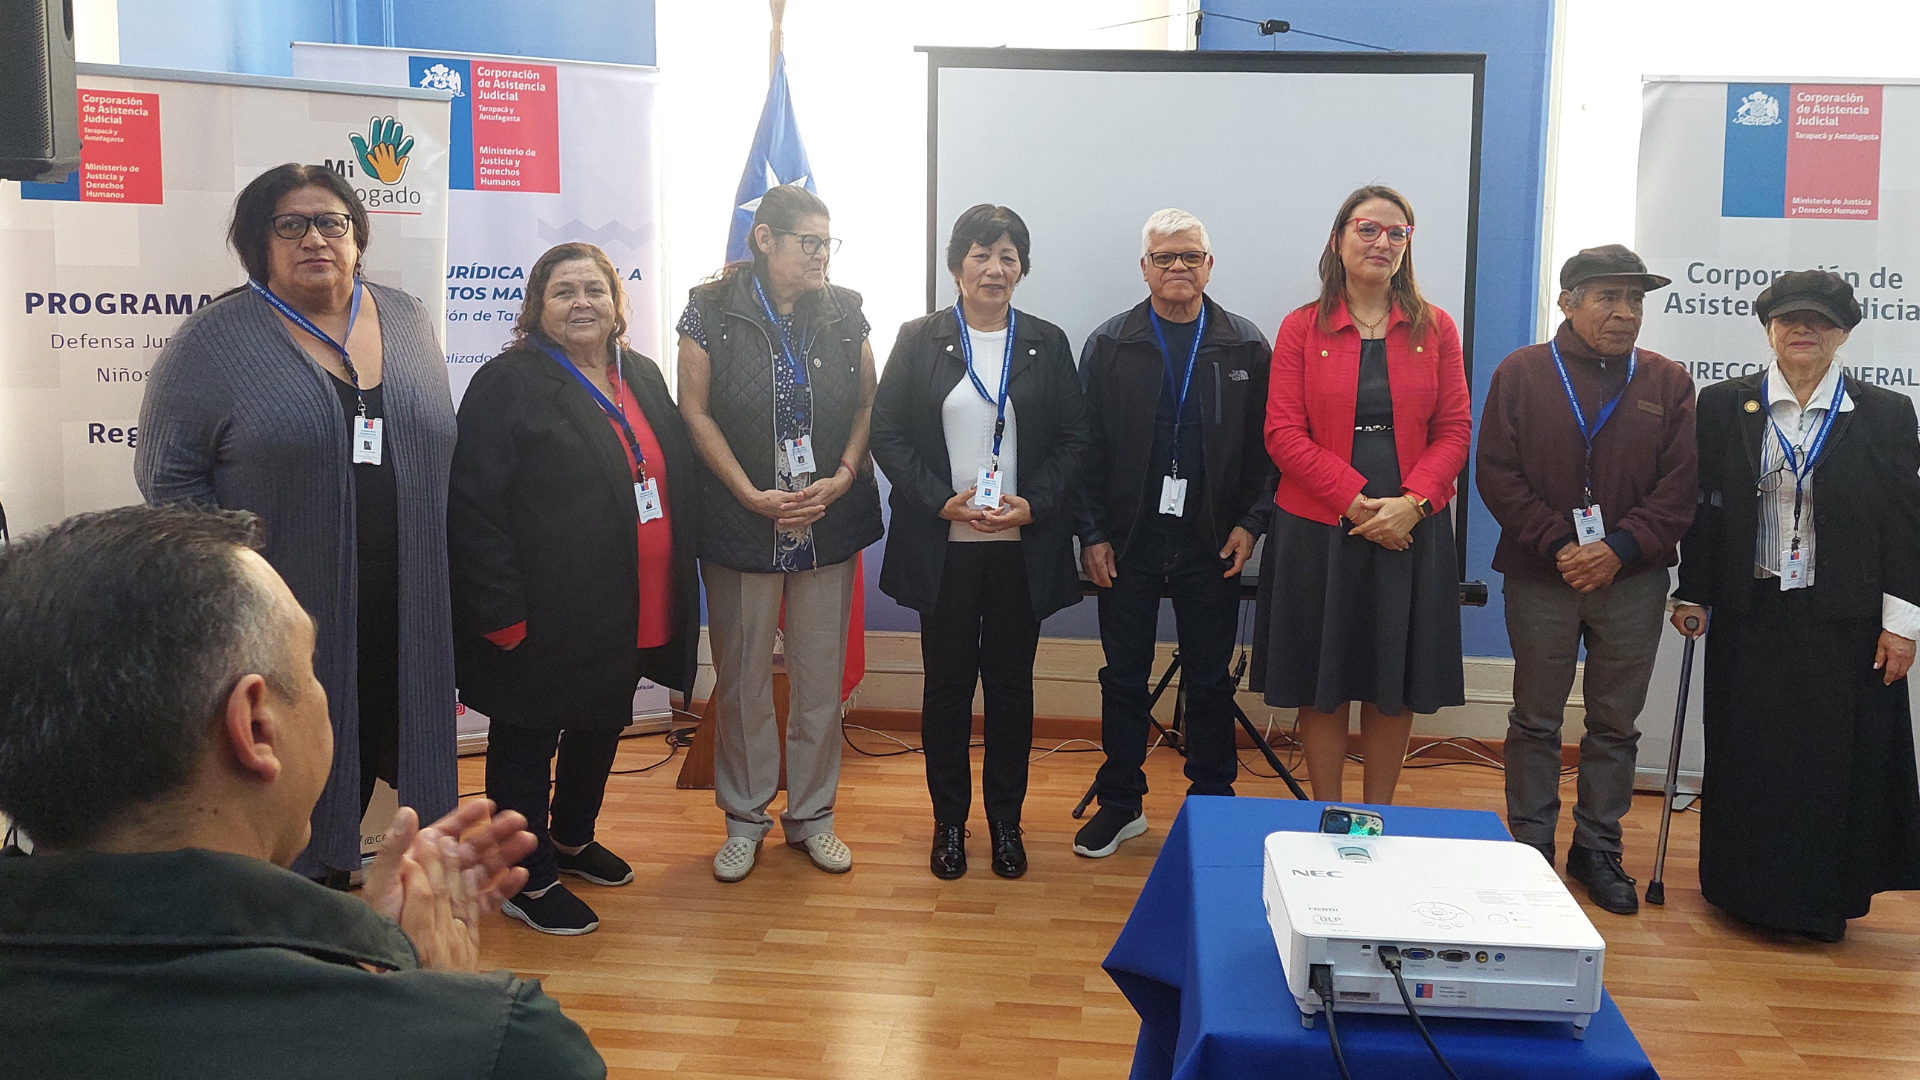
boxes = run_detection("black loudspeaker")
[0,0,81,183]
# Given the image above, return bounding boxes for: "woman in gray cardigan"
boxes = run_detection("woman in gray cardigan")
[136,163,458,882]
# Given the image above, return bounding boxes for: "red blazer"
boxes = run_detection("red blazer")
[1265,299,1471,525]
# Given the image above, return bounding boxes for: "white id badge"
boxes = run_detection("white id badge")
[973,467,1003,509]
[635,479,663,523]
[1159,475,1188,516]
[784,435,816,474]
[1574,505,1605,545]
[1780,544,1808,589]
[352,417,383,465]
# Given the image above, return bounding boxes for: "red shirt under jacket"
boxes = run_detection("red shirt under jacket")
[483,371,673,651]
[1264,299,1472,525]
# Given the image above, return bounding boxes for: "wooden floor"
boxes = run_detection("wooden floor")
[459,732,1920,1080]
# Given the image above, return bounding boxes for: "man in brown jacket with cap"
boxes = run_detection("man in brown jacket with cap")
[1477,244,1698,916]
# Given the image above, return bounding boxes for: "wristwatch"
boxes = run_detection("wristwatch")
[1407,494,1433,518]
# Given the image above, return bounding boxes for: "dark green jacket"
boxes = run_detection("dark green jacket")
[0,848,605,1080]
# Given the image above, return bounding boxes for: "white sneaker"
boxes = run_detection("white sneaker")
[792,832,853,873]
[713,836,760,882]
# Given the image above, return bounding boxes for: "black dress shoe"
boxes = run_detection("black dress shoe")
[930,822,966,880]
[1566,845,1639,915]
[989,821,1026,879]
[1524,840,1555,866]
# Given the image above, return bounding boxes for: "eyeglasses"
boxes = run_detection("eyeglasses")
[774,229,841,257]
[1147,250,1210,269]
[271,213,353,240]
[1756,463,1797,494]
[1349,218,1414,245]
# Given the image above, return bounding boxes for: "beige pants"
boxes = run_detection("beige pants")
[704,559,855,842]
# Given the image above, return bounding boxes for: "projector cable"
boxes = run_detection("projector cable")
[1376,947,1465,1080]
[1309,964,1354,1080]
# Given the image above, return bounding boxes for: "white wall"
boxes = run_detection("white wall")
[1544,0,1920,335]
[73,0,120,64]
[652,0,1180,377]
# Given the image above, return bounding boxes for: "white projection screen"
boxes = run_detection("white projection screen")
[925,48,1485,557]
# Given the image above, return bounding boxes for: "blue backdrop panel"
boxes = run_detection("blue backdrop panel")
[117,0,656,77]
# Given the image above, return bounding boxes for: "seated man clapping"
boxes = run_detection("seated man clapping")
[0,504,605,1079]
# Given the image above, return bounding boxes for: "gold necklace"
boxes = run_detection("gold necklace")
[1350,301,1388,338]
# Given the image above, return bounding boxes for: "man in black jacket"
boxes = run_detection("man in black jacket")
[0,505,603,1079]
[1073,209,1275,858]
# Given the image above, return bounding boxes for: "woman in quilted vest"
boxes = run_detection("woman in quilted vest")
[676,185,883,883]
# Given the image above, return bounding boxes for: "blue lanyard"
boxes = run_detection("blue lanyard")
[752,276,810,387]
[1769,371,1845,540]
[954,304,1016,466]
[1148,305,1206,477]
[1549,340,1636,504]
[252,277,367,416]
[536,339,646,482]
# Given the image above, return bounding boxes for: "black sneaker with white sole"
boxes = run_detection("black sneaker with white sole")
[1073,806,1147,858]
[501,882,599,935]
[555,841,633,886]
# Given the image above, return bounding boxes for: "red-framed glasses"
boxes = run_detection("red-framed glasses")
[1349,218,1414,245]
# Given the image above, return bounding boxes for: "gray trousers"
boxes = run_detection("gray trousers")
[1503,568,1669,853]
[704,559,856,843]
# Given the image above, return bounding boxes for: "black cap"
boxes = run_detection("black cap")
[1755,270,1861,331]
[1559,244,1671,292]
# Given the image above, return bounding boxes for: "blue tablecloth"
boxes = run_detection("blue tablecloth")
[1103,797,1660,1080]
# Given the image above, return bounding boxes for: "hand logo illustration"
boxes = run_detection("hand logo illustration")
[351,116,414,184]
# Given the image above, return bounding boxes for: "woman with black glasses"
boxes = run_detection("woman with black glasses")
[870,204,1090,879]
[137,162,459,885]
[677,185,883,883]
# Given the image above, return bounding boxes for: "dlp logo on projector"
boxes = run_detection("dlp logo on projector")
[1291,869,1344,878]
[324,117,424,210]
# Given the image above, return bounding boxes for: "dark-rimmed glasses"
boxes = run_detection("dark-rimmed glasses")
[271,212,353,240]
[774,229,841,257]
[1350,218,1414,245]
[1147,250,1210,269]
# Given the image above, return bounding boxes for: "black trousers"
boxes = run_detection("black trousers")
[485,718,625,892]
[919,541,1041,826]
[1094,525,1241,812]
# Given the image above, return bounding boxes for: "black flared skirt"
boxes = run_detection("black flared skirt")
[1250,433,1464,716]
[1699,580,1920,936]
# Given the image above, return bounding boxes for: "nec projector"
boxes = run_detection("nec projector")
[1262,831,1606,1036]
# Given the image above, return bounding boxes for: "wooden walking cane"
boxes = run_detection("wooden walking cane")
[1646,614,1701,906]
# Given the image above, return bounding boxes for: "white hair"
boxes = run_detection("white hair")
[1141,208,1211,257]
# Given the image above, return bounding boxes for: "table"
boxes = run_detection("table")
[1103,797,1660,1080]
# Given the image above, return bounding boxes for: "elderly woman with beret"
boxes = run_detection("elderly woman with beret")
[1672,270,1920,941]
[137,162,457,884]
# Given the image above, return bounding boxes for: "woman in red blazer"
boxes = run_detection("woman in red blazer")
[1251,185,1470,805]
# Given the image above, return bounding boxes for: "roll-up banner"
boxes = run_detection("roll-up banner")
[291,44,671,743]
[0,63,451,536]
[1633,77,1920,787]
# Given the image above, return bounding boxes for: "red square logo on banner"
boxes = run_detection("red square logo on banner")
[1784,84,1880,220]
[470,61,560,193]
[77,89,163,204]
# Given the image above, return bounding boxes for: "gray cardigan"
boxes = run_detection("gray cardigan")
[135,282,458,874]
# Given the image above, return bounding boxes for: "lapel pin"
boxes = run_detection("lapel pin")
[1744,399,1760,413]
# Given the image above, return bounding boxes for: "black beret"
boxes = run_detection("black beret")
[1755,270,1861,331]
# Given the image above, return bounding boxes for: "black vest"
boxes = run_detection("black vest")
[690,272,882,572]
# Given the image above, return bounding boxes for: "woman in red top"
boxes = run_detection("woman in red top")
[449,243,700,935]
[1251,186,1470,805]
